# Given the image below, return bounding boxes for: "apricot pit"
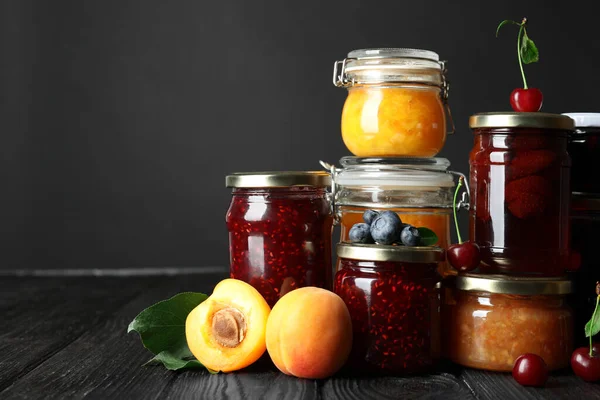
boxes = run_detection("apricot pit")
[186,279,270,372]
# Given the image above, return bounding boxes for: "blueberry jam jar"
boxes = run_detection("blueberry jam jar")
[334,243,444,375]
[226,172,334,307]
[469,113,574,276]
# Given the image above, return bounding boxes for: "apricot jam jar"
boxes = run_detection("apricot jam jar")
[469,112,574,276]
[563,113,600,194]
[442,274,573,372]
[333,48,453,157]
[333,156,466,277]
[570,194,600,342]
[226,172,334,307]
[334,243,444,374]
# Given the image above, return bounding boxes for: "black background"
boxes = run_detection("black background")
[1,0,598,271]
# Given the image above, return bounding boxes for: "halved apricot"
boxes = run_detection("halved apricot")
[266,287,353,379]
[185,278,271,372]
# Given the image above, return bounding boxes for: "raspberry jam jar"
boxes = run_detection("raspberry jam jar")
[334,243,444,374]
[333,156,467,277]
[226,172,334,307]
[469,113,574,275]
[442,274,573,372]
[333,48,453,157]
[563,113,600,194]
[570,194,600,342]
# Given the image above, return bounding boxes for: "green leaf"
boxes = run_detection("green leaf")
[417,227,438,246]
[128,292,208,371]
[585,302,600,338]
[520,31,539,64]
[496,19,519,37]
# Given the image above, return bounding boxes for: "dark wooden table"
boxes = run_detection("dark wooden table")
[1,269,599,400]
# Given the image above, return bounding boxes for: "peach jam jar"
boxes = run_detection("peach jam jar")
[225,172,334,307]
[333,156,466,277]
[443,274,573,372]
[334,243,444,374]
[469,112,574,276]
[563,113,600,194]
[333,48,453,157]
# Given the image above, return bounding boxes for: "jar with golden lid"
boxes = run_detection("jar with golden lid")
[333,48,453,157]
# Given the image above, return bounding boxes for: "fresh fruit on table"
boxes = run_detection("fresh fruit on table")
[186,279,271,373]
[447,176,480,272]
[348,222,374,244]
[496,18,543,112]
[266,287,352,379]
[370,211,403,245]
[572,282,600,382]
[512,353,548,387]
[400,225,420,246]
[348,209,438,246]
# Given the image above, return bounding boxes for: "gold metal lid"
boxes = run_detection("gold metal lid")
[226,171,331,188]
[454,273,572,295]
[469,112,575,130]
[336,242,444,263]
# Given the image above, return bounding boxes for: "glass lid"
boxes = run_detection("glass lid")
[335,157,454,188]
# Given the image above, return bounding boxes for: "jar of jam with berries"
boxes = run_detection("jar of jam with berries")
[334,242,444,374]
[332,156,468,277]
[443,274,573,372]
[226,172,334,307]
[563,113,600,194]
[570,193,600,343]
[333,48,454,157]
[469,112,574,276]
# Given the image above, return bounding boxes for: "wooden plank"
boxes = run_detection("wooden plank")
[460,368,600,400]
[0,273,230,399]
[322,372,475,400]
[0,276,158,391]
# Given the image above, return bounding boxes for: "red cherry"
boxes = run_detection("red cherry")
[571,346,600,382]
[447,241,481,272]
[512,353,548,387]
[510,88,543,112]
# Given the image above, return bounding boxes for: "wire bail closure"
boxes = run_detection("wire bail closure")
[319,160,340,225]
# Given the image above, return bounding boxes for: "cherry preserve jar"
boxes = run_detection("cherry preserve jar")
[226,172,334,307]
[563,113,600,194]
[469,113,574,276]
[334,243,444,374]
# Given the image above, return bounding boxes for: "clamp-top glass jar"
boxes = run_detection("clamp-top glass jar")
[225,172,334,307]
[469,113,574,276]
[333,48,453,157]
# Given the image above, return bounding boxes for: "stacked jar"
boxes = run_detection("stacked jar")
[563,113,600,340]
[443,112,576,371]
[330,48,462,375]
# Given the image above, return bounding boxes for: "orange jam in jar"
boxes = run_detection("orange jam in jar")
[442,274,573,372]
[333,157,466,277]
[333,48,453,157]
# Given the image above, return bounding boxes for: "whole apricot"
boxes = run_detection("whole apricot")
[186,279,270,372]
[266,287,352,379]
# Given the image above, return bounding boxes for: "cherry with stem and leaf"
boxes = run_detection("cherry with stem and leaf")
[447,176,480,272]
[497,17,543,112]
[571,282,600,382]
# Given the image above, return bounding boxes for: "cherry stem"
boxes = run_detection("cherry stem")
[591,295,600,357]
[517,19,528,89]
[453,176,463,244]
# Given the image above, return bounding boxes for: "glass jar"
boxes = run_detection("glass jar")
[333,156,465,277]
[469,112,574,276]
[333,48,453,157]
[570,194,600,342]
[563,113,600,194]
[442,274,573,372]
[225,172,334,307]
[334,243,444,374]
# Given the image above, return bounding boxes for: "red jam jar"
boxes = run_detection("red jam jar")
[469,113,574,276]
[334,243,444,374]
[563,113,600,194]
[226,172,334,307]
